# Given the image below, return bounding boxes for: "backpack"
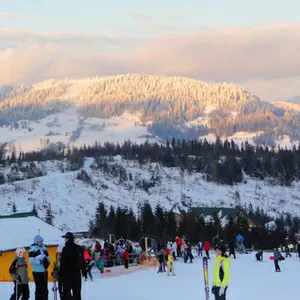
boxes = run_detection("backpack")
[9,259,18,275]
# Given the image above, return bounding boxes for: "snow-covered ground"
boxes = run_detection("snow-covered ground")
[0,109,152,154]
[0,252,298,299]
[1,156,300,231]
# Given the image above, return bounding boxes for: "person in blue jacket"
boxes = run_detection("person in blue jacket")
[236,234,244,253]
[29,235,50,300]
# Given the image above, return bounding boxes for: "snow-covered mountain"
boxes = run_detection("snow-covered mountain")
[1,74,300,152]
[1,156,300,232]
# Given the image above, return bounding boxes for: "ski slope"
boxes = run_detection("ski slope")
[0,251,298,299]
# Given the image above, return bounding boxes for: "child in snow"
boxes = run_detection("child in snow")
[273,248,282,272]
[167,253,176,276]
[255,250,263,261]
[9,247,30,300]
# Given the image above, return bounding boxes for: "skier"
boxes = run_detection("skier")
[172,241,177,260]
[9,247,30,300]
[255,250,263,261]
[59,232,85,300]
[273,248,282,272]
[203,240,211,259]
[29,235,50,300]
[166,252,175,276]
[211,245,230,300]
[228,241,236,259]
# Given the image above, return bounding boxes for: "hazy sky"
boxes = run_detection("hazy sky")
[1,0,300,101]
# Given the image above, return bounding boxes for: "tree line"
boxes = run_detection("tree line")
[88,202,300,250]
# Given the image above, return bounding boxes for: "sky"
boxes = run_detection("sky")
[1,0,300,101]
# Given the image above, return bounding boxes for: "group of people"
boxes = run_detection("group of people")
[9,231,86,300]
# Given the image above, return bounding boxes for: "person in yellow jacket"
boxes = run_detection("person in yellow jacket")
[211,245,230,300]
[167,253,176,276]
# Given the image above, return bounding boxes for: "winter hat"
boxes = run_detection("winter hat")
[215,244,226,255]
[62,232,74,240]
[15,247,26,258]
[34,235,44,244]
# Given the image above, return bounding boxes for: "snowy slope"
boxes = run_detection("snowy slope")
[0,109,153,154]
[0,253,298,299]
[0,216,64,251]
[1,156,300,232]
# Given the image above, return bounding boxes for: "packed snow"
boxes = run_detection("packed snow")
[0,252,298,299]
[0,216,64,251]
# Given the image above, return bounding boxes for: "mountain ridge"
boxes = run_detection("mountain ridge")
[0,74,300,150]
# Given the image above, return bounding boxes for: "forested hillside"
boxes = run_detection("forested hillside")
[1,75,300,143]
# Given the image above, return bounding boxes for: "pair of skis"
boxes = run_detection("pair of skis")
[51,257,59,300]
[203,257,210,300]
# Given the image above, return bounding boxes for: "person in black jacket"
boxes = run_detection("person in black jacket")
[59,232,85,300]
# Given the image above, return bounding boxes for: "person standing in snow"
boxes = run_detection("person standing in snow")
[29,235,50,300]
[54,244,64,300]
[228,241,236,259]
[59,232,85,300]
[83,246,93,281]
[198,241,203,257]
[255,250,263,261]
[172,240,177,260]
[211,245,230,300]
[273,248,282,272]
[123,247,129,269]
[297,241,300,260]
[166,252,176,276]
[9,247,30,300]
[284,243,292,258]
[236,233,244,253]
[203,241,211,259]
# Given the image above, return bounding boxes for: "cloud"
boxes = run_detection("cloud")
[0,13,38,21]
[125,12,154,22]
[0,23,300,100]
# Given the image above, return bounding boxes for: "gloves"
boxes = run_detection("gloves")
[44,250,49,257]
[219,287,225,296]
[211,286,216,294]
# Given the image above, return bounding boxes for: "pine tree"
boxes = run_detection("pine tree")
[45,204,54,226]
[140,202,155,236]
[94,202,108,238]
[154,204,166,240]
[12,202,17,213]
[32,204,38,217]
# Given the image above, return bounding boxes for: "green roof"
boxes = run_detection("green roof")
[0,212,35,219]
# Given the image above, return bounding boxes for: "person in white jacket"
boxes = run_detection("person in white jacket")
[172,241,177,260]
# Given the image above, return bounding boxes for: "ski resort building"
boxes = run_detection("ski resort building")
[0,212,64,282]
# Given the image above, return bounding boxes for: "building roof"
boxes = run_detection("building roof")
[170,204,186,216]
[0,214,64,251]
[190,207,242,219]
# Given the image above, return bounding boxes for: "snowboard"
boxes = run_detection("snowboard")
[203,257,210,300]
[269,256,285,261]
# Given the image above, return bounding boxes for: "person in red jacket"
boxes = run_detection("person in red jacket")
[123,248,129,269]
[175,236,182,257]
[203,241,211,259]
